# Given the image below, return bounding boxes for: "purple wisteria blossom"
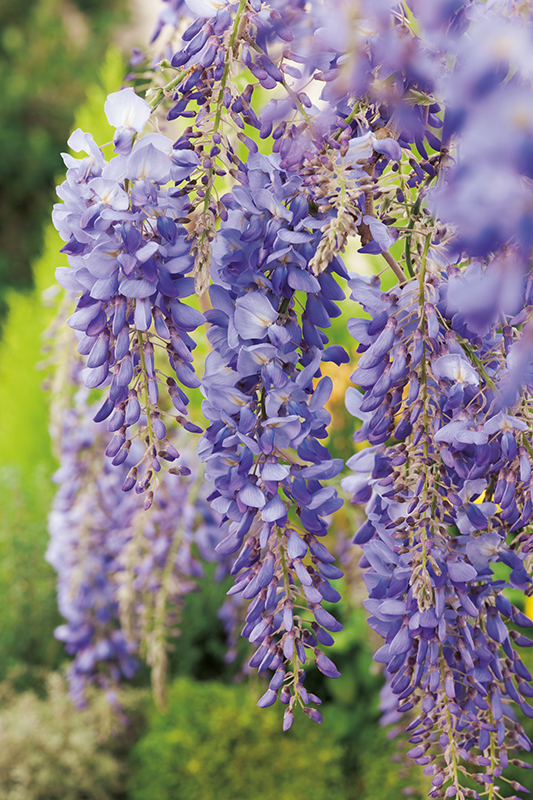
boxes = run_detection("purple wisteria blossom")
[49,0,533,793]
[47,364,228,708]
[53,99,204,500]
[198,152,348,724]
[344,255,533,796]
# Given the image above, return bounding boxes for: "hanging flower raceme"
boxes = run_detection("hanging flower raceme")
[52,89,205,502]
[149,0,321,293]
[343,253,533,796]
[197,152,349,727]
[47,362,229,709]
[47,387,138,707]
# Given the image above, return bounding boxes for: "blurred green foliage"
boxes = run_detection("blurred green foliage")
[0,225,64,475]
[165,563,245,681]
[129,676,344,800]
[0,45,124,474]
[0,467,63,681]
[0,0,128,322]
[128,667,433,800]
[0,668,148,800]
[0,48,124,685]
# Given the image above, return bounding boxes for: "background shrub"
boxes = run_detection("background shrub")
[129,676,345,800]
[0,669,138,800]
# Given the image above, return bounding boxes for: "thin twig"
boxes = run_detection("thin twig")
[381,250,408,283]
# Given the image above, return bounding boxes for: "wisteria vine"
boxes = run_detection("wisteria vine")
[48,0,533,796]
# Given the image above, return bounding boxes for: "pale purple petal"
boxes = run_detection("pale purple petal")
[448,561,478,583]
[484,410,528,434]
[261,494,286,521]
[185,0,227,16]
[104,88,151,133]
[234,293,278,339]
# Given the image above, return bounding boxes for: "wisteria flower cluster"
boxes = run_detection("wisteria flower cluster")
[198,151,350,726]
[343,263,533,797]
[47,359,228,709]
[49,0,533,796]
[53,90,205,505]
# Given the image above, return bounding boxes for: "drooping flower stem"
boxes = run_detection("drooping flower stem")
[203,0,248,214]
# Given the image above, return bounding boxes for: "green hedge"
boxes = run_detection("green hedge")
[129,676,344,800]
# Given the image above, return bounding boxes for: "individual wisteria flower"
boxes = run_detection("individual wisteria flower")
[198,152,348,725]
[104,88,151,154]
[52,90,205,498]
[47,365,229,709]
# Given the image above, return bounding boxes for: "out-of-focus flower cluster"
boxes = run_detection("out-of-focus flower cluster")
[47,358,228,708]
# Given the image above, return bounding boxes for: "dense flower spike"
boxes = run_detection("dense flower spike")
[343,257,533,796]
[49,0,533,793]
[53,90,204,497]
[199,152,347,719]
[47,367,228,708]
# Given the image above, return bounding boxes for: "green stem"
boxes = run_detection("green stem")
[403,216,415,278]
[419,232,431,296]
[137,330,155,449]
[334,102,360,140]
[404,236,414,278]
[280,535,300,702]
[278,296,291,316]
[148,69,188,111]
[488,730,496,800]
[203,0,247,214]
[404,193,424,279]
